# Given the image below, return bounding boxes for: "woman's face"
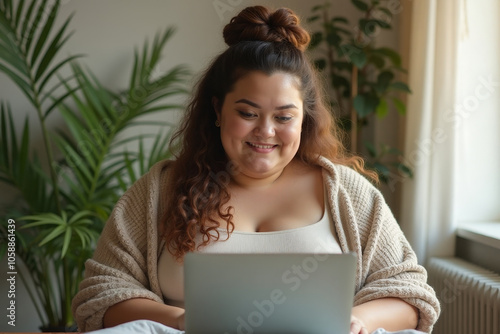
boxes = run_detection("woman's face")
[216,71,304,184]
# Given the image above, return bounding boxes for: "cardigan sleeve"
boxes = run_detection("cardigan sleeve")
[328,163,441,333]
[353,201,441,332]
[71,161,170,332]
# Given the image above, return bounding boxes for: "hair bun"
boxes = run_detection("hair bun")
[223,6,310,52]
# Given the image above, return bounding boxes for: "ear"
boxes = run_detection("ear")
[212,96,221,121]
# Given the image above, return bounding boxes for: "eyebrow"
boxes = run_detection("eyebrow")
[234,99,298,110]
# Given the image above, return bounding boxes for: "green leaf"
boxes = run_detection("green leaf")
[378,7,393,19]
[339,44,366,68]
[61,226,71,258]
[352,0,369,11]
[397,163,414,178]
[353,93,379,117]
[31,0,58,68]
[390,81,412,93]
[333,26,352,36]
[67,211,87,224]
[39,224,66,246]
[375,99,389,118]
[0,103,11,168]
[34,15,74,82]
[332,75,350,89]
[13,0,25,27]
[44,85,79,119]
[0,63,33,103]
[332,17,349,24]
[19,0,37,47]
[307,15,320,23]
[24,0,49,55]
[326,31,341,46]
[38,54,83,94]
[359,19,378,36]
[309,32,323,49]
[392,97,406,115]
[373,19,391,29]
[332,61,351,71]
[0,44,28,76]
[375,47,401,67]
[365,141,377,158]
[19,117,30,178]
[368,54,385,69]
[7,103,18,168]
[375,70,394,93]
[388,146,403,155]
[314,58,326,71]
[373,162,390,183]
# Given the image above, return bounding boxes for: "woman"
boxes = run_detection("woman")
[72,6,440,334]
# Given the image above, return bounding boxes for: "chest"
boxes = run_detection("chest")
[225,169,325,232]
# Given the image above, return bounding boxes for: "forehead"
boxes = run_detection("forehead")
[227,71,303,103]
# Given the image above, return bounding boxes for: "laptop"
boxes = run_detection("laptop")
[184,252,357,334]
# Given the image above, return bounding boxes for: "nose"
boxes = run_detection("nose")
[254,118,275,138]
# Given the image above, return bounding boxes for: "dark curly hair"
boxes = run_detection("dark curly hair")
[161,6,376,260]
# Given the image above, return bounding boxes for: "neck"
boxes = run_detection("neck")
[230,168,286,190]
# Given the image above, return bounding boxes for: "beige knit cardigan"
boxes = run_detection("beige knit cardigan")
[71,157,440,332]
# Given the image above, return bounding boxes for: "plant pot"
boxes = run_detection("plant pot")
[39,324,78,332]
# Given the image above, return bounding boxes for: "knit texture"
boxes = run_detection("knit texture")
[71,157,440,332]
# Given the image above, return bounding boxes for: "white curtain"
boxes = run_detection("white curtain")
[399,0,461,264]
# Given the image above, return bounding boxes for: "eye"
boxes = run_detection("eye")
[276,116,293,122]
[238,110,256,119]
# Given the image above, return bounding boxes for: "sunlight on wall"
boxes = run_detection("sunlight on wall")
[457,0,500,223]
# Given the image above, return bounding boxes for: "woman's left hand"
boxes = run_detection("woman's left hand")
[350,314,369,334]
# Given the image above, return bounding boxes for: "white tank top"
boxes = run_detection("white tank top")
[157,197,342,307]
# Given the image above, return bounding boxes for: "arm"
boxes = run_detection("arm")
[103,298,185,330]
[350,297,418,334]
[327,164,440,332]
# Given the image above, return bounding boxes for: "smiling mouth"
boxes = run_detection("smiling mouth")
[246,142,278,149]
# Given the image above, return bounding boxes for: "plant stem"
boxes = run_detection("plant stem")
[350,4,376,153]
[351,65,358,153]
[31,81,62,214]
[17,266,46,325]
[322,6,344,114]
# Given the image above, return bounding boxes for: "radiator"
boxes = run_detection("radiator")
[427,257,500,334]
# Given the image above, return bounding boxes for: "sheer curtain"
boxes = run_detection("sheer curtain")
[399,0,461,264]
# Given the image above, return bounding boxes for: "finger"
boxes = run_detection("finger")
[350,320,363,334]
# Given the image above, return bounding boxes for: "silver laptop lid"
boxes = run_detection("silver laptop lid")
[184,252,357,334]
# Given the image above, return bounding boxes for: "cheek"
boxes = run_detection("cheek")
[280,122,302,146]
[222,117,251,141]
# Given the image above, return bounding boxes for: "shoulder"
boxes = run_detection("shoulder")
[109,159,174,225]
[122,159,174,199]
[318,156,381,199]
[318,156,390,223]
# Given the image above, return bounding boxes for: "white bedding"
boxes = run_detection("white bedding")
[85,319,427,334]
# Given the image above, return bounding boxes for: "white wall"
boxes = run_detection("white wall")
[0,1,401,331]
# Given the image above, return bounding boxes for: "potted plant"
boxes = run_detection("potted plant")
[307,0,413,183]
[0,0,189,330]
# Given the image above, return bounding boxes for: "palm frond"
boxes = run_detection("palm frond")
[0,102,53,213]
[0,0,80,108]
[21,210,97,258]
